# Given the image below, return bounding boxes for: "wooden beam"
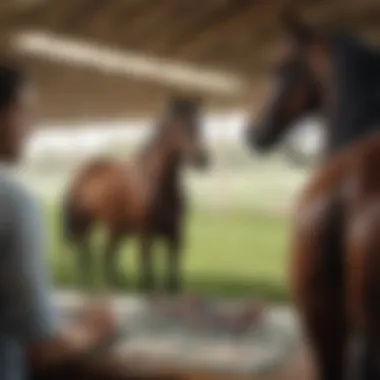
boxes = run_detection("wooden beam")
[188,0,286,72]
[123,0,178,40]
[115,1,165,48]
[0,0,54,29]
[127,0,182,49]
[85,0,155,49]
[172,1,258,61]
[111,0,155,30]
[24,0,77,31]
[0,0,31,13]
[70,0,114,35]
[16,0,115,35]
[145,1,225,55]
[61,0,110,34]
[79,0,130,42]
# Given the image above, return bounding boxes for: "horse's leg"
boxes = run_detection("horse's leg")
[62,202,93,289]
[290,197,347,380]
[104,230,124,289]
[164,232,182,294]
[139,234,155,292]
[72,215,93,290]
[77,235,93,289]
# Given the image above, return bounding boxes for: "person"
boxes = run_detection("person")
[0,62,118,380]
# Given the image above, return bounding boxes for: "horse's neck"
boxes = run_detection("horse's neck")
[140,137,182,199]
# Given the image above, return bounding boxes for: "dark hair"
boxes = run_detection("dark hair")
[0,63,25,111]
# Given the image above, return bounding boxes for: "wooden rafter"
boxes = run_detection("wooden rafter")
[146,1,229,55]
[70,0,114,35]
[115,1,165,48]
[129,0,185,49]
[61,0,110,35]
[4,0,380,123]
[172,1,257,61]
[79,0,130,43]
[24,0,74,30]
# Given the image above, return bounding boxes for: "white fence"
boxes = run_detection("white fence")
[22,160,308,216]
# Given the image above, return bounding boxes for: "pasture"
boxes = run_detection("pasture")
[47,205,290,301]
[28,158,303,302]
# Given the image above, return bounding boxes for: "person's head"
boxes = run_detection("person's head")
[245,12,328,153]
[0,63,35,163]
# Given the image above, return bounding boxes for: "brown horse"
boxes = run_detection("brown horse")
[61,96,208,293]
[245,13,380,160]
[290,131,380,380]
[244,12,380,380]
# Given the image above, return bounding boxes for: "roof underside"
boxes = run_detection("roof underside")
[0,0,379,123]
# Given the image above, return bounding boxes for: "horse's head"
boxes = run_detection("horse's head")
[245,12,328,153]
[164,95,209,169]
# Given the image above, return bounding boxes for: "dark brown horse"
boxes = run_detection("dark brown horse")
[291,132,380,380]
[244,13,380,380]
[245,13,380,159]
[61,96,208,293]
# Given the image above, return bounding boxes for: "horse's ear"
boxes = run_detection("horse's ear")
[281,10,316,46]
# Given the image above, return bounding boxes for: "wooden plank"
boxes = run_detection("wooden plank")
[123,0,179,42]
[172,1,258,61]
[62,0,110,34]
[0,0,56,37]
[145,1,227,55]
[111,0,154,29]
[127,0,184,49]
[80,0,131,43]
[27,0,79,31]
[86,0,156,48]
[71,0,115,35]
[6,0,55,27]
[116,1,165,47]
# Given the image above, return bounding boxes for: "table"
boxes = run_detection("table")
[35,291,301,380]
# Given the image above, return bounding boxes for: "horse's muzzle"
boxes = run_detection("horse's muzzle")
[245,126,272,154]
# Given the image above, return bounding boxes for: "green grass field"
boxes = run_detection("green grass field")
[47,205,290,302]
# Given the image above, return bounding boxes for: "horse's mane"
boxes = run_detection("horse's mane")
[330,30,380,100]
[324,29,380,149]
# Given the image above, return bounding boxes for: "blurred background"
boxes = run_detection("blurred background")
[0,0,369,300]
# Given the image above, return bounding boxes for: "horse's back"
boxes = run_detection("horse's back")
[66,157,147,229]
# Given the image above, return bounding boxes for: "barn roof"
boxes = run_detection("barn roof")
[0,0,379,123]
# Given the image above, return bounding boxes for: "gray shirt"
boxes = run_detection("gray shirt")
[0,170,58,380]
